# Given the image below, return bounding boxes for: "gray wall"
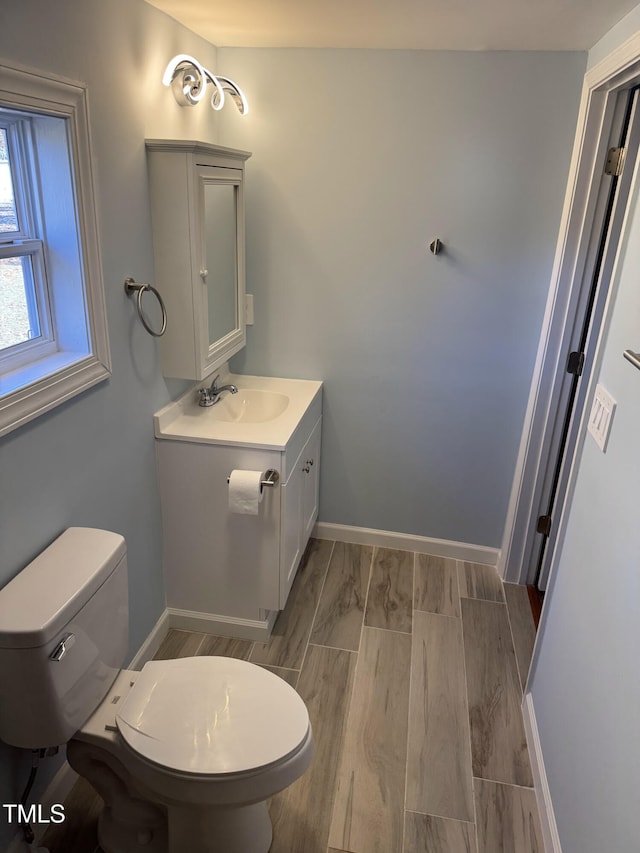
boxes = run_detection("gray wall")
[219,48,586,546]
[0,0,220,845]
[528,9,640,849]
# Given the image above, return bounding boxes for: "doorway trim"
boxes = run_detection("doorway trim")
[499,30,640,584]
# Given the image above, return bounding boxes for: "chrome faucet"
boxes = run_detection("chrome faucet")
[197,374,239,407]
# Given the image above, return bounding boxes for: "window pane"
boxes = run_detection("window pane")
[0,129,19,233]
[0,255,40,351]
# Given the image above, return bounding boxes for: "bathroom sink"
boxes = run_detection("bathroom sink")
[154,374,323,450]
[206,389,289,423]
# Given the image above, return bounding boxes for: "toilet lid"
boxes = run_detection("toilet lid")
[115,657,310,775]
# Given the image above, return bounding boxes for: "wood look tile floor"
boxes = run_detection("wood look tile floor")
[42,540,543,853]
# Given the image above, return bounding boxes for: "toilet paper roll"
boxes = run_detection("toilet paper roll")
[228,469,264,515]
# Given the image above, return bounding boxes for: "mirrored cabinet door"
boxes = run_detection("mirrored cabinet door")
[201,174,239,350]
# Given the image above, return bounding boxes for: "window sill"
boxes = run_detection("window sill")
[0,350,111,438]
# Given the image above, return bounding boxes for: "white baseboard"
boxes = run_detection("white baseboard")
[313,522,500,566]
[523,692,562,853]
[128,608,170,671]
[167,607,278,642]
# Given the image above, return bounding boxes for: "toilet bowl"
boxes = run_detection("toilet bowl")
[0,528,313,853]
[69,656,313,853]
[67,657,313,853]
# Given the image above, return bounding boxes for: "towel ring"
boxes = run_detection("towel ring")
[124,277,167,337]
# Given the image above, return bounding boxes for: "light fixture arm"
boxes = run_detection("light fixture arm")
[162,54,248,115]
[213,75,249,115]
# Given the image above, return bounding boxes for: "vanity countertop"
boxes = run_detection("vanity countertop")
[154,373,323,450]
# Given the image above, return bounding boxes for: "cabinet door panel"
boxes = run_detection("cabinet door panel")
[302,419,322,544]
[280,465,304,608]
[279,417,322,609]
[157,440,280,618]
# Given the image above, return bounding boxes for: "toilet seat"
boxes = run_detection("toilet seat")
[115,657,310,776]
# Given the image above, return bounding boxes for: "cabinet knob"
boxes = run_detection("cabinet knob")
[200,269,208,280]
[302,466,310,473]
[306,458,314,466]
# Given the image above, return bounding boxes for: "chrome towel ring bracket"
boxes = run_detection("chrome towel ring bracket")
[124,276,167,337]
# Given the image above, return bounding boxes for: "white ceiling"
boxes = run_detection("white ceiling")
[145,0,638,51]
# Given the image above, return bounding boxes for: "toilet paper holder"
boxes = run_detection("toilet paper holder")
[226,468,280,491]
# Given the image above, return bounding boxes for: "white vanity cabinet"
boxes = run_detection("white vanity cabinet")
[154,375,322,640]
[146,140,251,381]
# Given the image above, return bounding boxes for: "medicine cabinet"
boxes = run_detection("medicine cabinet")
[145,140,251,380]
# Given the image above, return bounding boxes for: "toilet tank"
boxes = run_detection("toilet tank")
[0,528,129,748]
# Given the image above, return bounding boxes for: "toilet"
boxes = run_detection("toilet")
[0,527,313,853]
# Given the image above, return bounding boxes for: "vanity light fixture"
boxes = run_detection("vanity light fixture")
[162,54,249,115]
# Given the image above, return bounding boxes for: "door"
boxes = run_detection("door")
[530,86,640,589]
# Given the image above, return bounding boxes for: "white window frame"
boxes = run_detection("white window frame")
[0,241,54,368]
[0,61,111,437]
[0,116,33,241]
[0,114,55,369]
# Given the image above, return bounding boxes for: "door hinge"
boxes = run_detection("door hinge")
[567,351,585,376]
[536,515,552,537]
[605,147,626,176]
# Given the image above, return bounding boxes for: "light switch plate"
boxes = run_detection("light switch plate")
[588,384,616,452]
